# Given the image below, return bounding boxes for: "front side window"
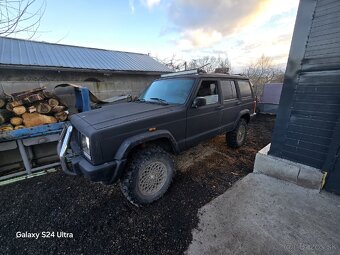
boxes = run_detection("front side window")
[196,80,219,105]
[139,78,194,104]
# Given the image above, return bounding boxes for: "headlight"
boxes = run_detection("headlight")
[81,134,91,160]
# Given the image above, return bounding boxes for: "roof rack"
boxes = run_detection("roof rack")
[161,68,205,78]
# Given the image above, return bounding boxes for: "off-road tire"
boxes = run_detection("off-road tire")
[120,146,175,206]
[227,118,248,148]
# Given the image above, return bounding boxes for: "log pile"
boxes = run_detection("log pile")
[0,87,69,132]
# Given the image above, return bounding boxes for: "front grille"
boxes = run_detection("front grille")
[69,128,82,154]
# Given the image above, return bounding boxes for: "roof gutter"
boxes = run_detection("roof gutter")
[0,64,171,76]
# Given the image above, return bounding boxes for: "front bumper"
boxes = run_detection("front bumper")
[57,125,125,183]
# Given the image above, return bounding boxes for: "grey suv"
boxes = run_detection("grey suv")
[58,70,256,205]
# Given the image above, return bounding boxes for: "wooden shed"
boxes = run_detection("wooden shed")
[269,0,340,194]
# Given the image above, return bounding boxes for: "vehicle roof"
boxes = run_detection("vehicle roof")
[159,73,250,80]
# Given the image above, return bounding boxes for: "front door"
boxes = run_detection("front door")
[186,79,223,147]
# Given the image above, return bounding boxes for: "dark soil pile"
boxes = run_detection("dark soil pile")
[0,114,275,255]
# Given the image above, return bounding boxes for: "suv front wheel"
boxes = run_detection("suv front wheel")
[227,118,248,148]
[120,146,175,206]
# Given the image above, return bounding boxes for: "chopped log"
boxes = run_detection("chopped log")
[36,103,52,114]
[52,105,65,113]
[6,103,13,111]
[10,117,23,126]
[54,111,68,122]
[0,98,5,108]
[11,87,45,101]
[0,124,13,132]
[43,90,53,98]
[14,125,25,130]
[8,100,23,108]
[22,92,45,104]
[13,106,27,115]
[28,106,37,113]
[48,98,59,108]
[0,109,13,124]
[22,113,57,127]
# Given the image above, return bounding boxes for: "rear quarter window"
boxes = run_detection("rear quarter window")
[237,80,252,98]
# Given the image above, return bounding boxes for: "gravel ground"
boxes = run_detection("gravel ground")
[0,114,275,255]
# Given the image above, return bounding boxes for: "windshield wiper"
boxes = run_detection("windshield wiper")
[136,98,146,102]
[149,97,169,105]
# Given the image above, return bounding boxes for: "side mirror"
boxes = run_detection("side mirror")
[192,97,206,108]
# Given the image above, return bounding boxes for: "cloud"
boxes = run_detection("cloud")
[168,0,274,47]
[129,0,135,14]
[156,0,299,69]
[163,0,298,49]
[141,0,161,9]
[142,0,298,70]
[130,0,160,13]
[177,29,223,49]
[227,16,296,70]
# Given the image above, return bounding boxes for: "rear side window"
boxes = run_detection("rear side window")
[221,80,237,100]
[238,80,252,97]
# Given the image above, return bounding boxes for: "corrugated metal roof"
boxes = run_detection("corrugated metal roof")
[0,37,171,73]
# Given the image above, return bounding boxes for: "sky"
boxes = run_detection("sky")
[12,0,300,72]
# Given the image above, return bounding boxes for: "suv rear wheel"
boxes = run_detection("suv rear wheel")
[227,118,248,148]
[120,146,175,206]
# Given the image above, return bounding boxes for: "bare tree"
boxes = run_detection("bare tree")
[153,54,186,71]
[153,54,231,73]
[188,55,231,73]
[243,55,284,97]
[0,0,46,38]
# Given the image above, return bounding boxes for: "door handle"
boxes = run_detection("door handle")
[236,101,242,105]
[215,105,223,110]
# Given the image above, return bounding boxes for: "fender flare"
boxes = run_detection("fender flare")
[233,109,250,129]
[114,130,180,160]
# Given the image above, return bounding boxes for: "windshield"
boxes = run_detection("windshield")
[139,78,194,105]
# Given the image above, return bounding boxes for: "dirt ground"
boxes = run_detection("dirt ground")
[0,114,275,255]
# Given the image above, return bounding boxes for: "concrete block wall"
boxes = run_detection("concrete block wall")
[0,69,159,100]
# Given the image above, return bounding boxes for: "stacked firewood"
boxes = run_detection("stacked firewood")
[0,88,68,132]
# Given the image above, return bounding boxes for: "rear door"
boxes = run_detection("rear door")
[186,79,223,147]
[220,79,241,132]
[236,79,254,114]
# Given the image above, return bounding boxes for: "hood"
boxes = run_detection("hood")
[72,102,177,130]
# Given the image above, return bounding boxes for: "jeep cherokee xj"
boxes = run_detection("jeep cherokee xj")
[58,70,256,205]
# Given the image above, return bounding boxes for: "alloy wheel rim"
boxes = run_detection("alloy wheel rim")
[237,125,246,144]
[138,161,167,196]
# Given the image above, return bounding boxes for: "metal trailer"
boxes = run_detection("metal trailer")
[0,87,91,181]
